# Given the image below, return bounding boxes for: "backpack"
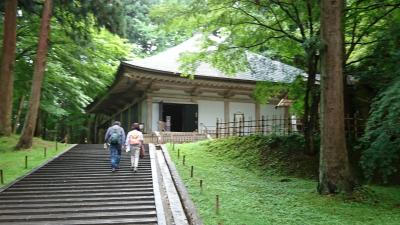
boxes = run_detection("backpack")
[109,128,121,145]
[129,130,141,145]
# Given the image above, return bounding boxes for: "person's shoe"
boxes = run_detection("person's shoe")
[131,166,134,171]
[112,168,116,173]
[134,167,137,173]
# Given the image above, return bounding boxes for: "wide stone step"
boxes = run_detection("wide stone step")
[2,217,157,225]
[12,180,153,187]
[13,178,153,185]
[2,187,154,195]
[0,191,154,200]
[8,184,153,191]
[20,175,152,181]
[0,195,155,205]
[27,172,151,178]
[0,200,155,210]
[0,205,156,215]
[0,211,157,222]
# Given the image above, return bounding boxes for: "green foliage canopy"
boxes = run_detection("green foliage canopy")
[356,17,400,182]
[9,8,133,141]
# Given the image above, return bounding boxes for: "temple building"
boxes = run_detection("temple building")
[86,35,304,143]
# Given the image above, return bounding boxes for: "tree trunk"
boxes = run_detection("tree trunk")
[13,95,26,134]
[16,0,53,149]
[319,0,353,194]
[303,53,319,155]
[34,109,42,137]
[0,0,18,136]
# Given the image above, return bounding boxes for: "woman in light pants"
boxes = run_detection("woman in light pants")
[125,123,144,172]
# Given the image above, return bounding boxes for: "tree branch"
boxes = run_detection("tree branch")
[231,6,303,43]
[345,54,375,66]
[306,0,314,37]
[227,35,286,49]
[345,4,400,62]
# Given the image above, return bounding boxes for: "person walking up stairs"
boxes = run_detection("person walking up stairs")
[125,123,144,173]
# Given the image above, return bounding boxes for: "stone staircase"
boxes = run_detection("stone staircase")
[0,144,158,225]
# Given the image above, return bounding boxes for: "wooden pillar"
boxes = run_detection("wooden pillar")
[138,101,142,123]
[128,105,132,130]
[224,100,230,123]
[224,100,230,135]
[146,97,152,133]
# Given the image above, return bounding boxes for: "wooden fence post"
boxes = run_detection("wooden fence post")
[200,180,203,192]
[183,155,186,166]
[216,118,219,138]
[233,116,237,136]
[0,169,4,184]
[44,147,47,158]
[25,156,28,169]
[190,166,194,178]
[242,117,245,136]
[261,115,265,135]
[216,194,220,215]
[239,118,242,136]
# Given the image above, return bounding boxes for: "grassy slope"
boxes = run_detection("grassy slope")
[167,137,400,225]
[0,135,71,188]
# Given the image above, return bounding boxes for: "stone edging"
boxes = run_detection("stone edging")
[160,144,204,225]
[0,144,78,192]
[149,144,167,225]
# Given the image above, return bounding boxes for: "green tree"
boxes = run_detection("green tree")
[124,0,189,55]
[16,0,53,150]
[11,11,133,143]
[152,0,399,156]
[355,17,400,183]
[0,0,18,136]
[319,0,353,194]
[14,0,129,149]
[152,0,322,155]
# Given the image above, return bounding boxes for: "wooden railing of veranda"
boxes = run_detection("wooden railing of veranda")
[211,114,365,139]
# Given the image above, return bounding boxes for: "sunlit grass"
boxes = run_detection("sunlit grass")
[167,140,400,225]
[0,135,72,189]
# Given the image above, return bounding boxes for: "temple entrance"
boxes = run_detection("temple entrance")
[161,103,198,132]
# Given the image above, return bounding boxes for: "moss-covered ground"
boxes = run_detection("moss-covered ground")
[167,135,400,225]
[0,135,72,188]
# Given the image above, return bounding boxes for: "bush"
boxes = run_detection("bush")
[359,79,400,183]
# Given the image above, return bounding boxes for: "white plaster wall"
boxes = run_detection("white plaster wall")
[229,102,256,121]
[260,104,286,131]
[197,100,224,132]
[260,104,283,118]
[152,103,159,131]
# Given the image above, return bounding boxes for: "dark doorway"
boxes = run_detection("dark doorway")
[161,103,198,132]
